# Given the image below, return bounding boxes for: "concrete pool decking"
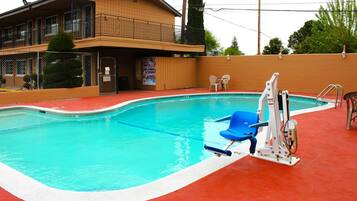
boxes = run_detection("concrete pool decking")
[0,89,356,201]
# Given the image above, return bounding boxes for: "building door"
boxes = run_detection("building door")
[99,57,116,93]
[84,55,92,86]
[3,60,15,87]
[35,19,42,44]
[84,5,92,38]
[27,21,33,46]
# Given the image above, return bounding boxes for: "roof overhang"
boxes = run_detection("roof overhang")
[0,0,91,26]
[0,0,56,20]
[0,36,204,56]
[155,0,182,17]
[0,0,181,21]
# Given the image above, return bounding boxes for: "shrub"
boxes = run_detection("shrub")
[30,73,43,88]
[23,75,31,83]
[23,83,31,90]
[43,59,83,88]
[23,75,32,90]
[43,31,83,89]
[0,75,6,86]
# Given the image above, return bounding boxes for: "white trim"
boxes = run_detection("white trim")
[0,92,335,201]
[0,92,334,115]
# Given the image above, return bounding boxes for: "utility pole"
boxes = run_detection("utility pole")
[181,0,187,44]
[257,0,261,55]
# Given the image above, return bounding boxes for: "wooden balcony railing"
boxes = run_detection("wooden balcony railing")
[95,14,178,43]
[0,14,181,50]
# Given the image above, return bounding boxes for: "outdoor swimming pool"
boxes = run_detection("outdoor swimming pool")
[0,94,326,191]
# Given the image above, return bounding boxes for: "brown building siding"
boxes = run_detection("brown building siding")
[96,0,175,25]
[156,57,197,90]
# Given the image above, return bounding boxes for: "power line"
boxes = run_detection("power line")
[203,2,329,6]
[205,11,290,47]
[205,8,357,13]
[172,1,332,8]
[175,6,356,13]
[204,11,273,40]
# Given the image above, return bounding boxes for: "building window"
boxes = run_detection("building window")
[16,60,27,76]
[45,16,58,35]
[16,24,26,41]
[4,28,13,43]
[4,61,14,75]
[64,11,80,32]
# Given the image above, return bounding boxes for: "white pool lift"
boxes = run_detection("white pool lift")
[205,73,300,166]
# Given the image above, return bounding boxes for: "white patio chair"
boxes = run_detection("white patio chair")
[221,74,231,90]
[209,75,220,92]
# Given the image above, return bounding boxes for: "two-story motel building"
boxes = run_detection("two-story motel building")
[0,0,204,92]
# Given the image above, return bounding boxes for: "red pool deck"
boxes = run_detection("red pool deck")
[0,89,356,201]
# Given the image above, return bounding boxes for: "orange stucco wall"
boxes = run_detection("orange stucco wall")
[0,86,99,105]
[197,54,357,94]
[155,57,197,90]
[96,0,175,25]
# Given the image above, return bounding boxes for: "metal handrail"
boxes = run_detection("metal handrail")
[316,84,343,108]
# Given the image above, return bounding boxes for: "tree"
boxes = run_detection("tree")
[205,30,220,55]
[43,31,83,89]
[262,38,289,55]
[288,20,318,53]
[186,0,205,48]
[309,0,357,53]
[224,36,244,55]
[288,0,357,53]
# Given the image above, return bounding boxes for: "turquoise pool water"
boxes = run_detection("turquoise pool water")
[0,94,326,191]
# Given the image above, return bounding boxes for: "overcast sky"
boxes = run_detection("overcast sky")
[0,0,330,55]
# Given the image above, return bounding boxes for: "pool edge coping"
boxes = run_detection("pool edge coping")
[0,92,336,201]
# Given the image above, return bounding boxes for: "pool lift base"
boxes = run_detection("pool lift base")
[252,151,300,166]
[205,73,300,166]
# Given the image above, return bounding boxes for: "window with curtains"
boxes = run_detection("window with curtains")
[16,24,26,41]
[45,16,58,35]
[16,60,27,76]
[64,11,80,32]
[4,28,13,42]
[4,61,14,75]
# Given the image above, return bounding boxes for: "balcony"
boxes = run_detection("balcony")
[0,14,181,50]
[96,14,179,43]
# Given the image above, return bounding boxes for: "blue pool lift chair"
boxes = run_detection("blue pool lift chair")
[204,111,268,156]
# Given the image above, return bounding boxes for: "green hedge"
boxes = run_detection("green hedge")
[43,31,83,89]
[43,59,83,89]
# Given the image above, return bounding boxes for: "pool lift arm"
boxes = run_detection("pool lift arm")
[205,73,300,166]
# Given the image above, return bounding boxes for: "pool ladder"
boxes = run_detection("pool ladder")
[316,84,343,109]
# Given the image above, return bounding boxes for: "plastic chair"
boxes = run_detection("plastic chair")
[209,75,219,92]
[220,111,260,154]
[221,74,231,90]
[344,92,357,129]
